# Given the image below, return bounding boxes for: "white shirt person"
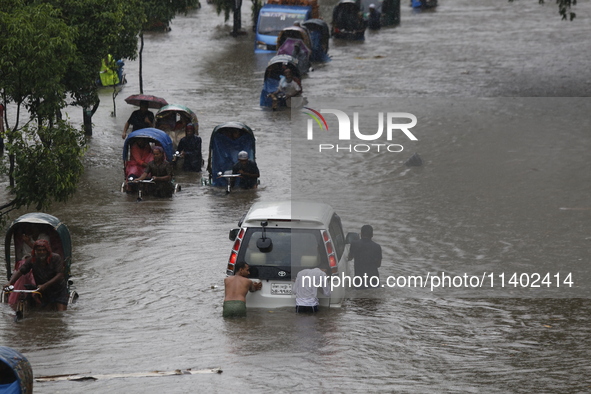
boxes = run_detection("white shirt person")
[292,267,331,313]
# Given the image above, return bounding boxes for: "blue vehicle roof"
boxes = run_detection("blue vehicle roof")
[260,4,312,13]
[123,128,174,162]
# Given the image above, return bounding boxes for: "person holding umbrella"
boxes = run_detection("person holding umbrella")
[122,100,155,139]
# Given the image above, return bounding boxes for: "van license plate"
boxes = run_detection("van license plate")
[271,283,292,295]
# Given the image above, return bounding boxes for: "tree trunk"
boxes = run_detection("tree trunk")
[83,108,93,136]
[0,104,4,153]
[139,33,144,94]
[83,104,99,135]
[232,0,243,36]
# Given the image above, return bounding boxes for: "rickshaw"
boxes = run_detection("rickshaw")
[121,128,180,198]
[301,19,330,62]
[277,38,311,75]
[155,104,199,149]
[331,0,367,40]
[2,213,78,320]
[97,54,126,87]
[277,26,313,55]
[206,122,256,192]
[260,55,304,108]
[0,346,33,393]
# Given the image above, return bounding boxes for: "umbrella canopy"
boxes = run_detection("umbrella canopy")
[124,94,168,109]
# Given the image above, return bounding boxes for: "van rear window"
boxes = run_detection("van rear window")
[238,228,329,279]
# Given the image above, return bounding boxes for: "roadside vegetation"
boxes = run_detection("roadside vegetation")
[0,0,197,226]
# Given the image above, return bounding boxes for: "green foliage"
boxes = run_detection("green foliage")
[45,0,145,107]
[2,122,86,211]
[143,0,201,30]
[212,0,234,22]
[0,2,76,123]
[252,0,263,30]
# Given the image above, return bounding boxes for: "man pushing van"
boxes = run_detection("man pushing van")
[223,262,262,318]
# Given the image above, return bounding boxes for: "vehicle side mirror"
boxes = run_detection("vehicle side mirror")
[229,228,240,241]
[345,232,359,244]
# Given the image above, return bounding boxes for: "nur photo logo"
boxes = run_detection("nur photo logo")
[302,107,418,153]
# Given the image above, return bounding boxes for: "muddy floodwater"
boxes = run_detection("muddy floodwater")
[1,0,591,393]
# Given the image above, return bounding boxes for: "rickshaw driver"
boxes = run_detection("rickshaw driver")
[176,123,202,172]
[269,68,302,110]
[134,146,174,197]
[231,151,260,189]
[4,240,68,311]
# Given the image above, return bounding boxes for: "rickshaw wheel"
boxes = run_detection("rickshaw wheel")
[68,290,79,304]
[14,299,26,322]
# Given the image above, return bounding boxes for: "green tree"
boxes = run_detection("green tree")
[3,122,86,212]
[47,0,145,135]
[0,2,75,129]
[0,1,86,222]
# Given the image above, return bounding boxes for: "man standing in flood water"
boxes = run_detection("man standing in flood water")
[223,262,262,317]
[348,225,382,288]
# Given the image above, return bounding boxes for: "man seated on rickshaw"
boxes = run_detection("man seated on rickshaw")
[269,69,302,110]
[4,240,68,311]
[134,146,174,197]
[175,123,202,172]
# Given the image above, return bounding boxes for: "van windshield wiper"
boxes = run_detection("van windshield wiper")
[257,221,273,252]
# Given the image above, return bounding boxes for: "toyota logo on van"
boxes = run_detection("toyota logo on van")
[278,271,287,277]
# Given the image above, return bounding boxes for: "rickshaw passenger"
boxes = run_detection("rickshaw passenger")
[156,112,175,131]
[135,146,174,197]
[126,138,154,179]
[176,123,202,172]
[174,116,190,131]
[4,239,68,311]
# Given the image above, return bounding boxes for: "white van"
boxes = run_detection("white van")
[227,201,358,308]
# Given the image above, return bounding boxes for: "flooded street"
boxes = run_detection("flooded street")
[1,0,591,392]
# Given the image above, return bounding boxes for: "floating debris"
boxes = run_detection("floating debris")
[36,367,223,382]
[405,152,423,167]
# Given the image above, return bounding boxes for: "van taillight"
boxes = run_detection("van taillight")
[322,230,338,273]
[227,228,245,274]
[329,255,338,273]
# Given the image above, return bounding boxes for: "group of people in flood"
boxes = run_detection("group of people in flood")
[121,100,259,197]
[223,224,382,318]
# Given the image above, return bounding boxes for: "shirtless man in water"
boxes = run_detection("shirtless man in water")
[223,262,262,318]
